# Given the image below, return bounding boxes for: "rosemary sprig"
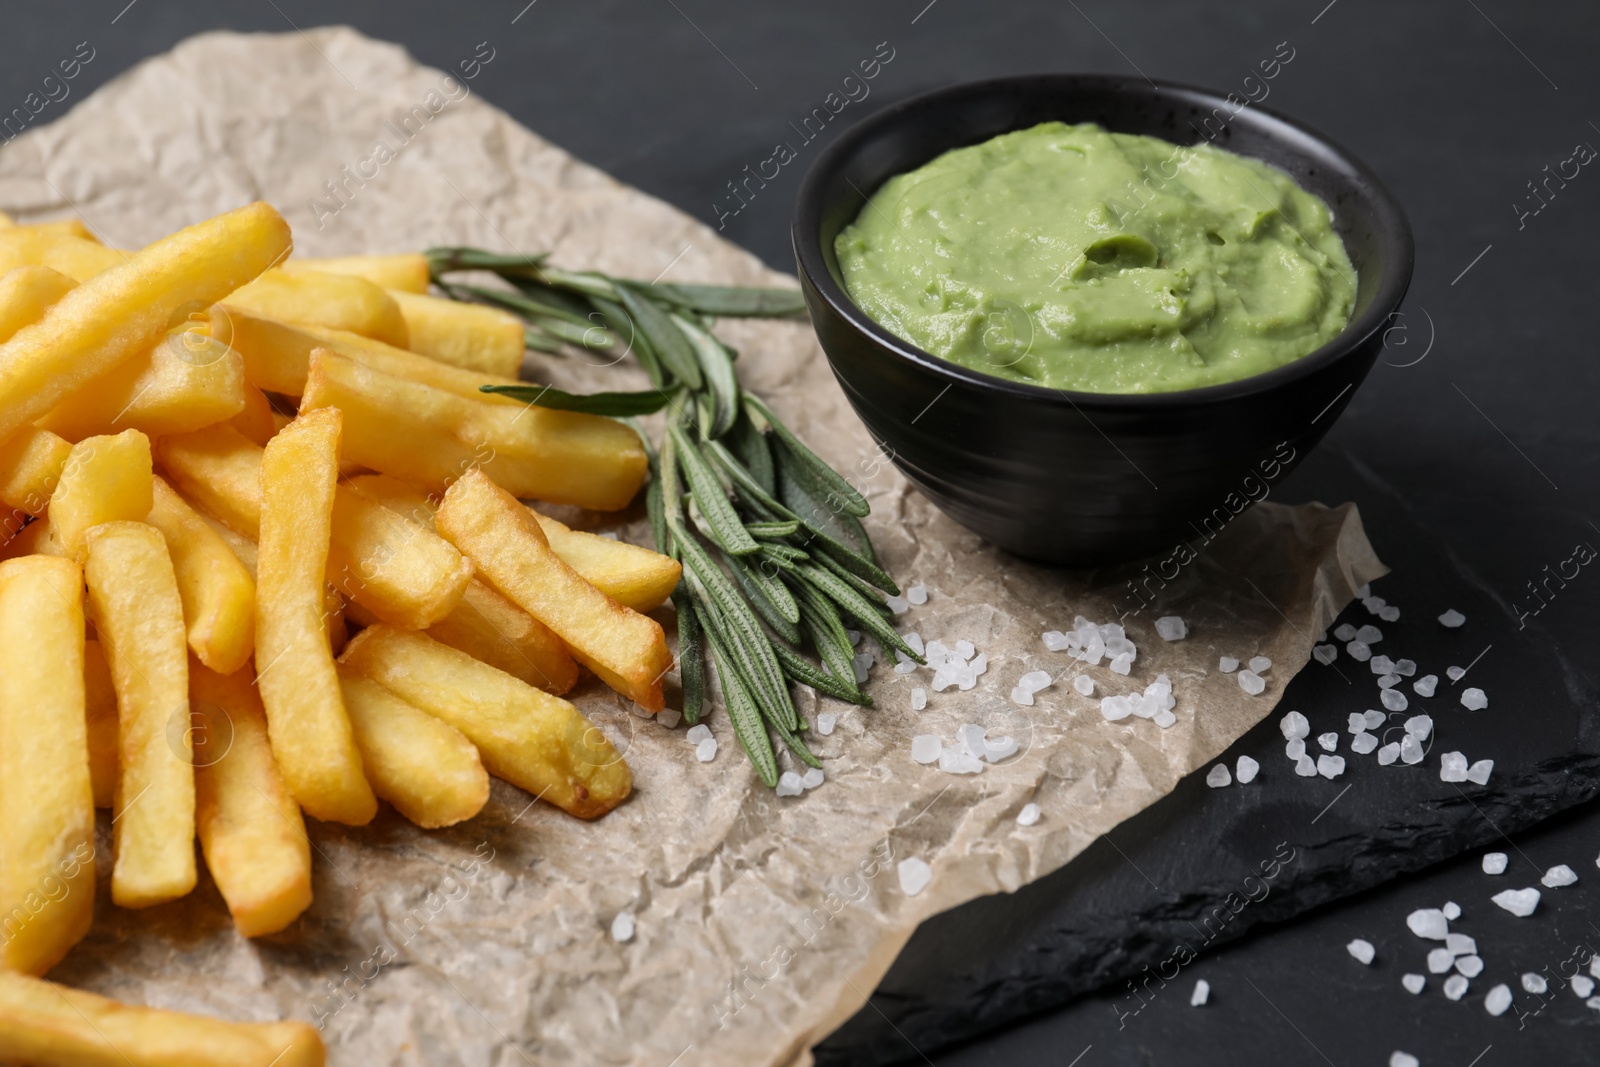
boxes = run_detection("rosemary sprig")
[428,248,921,787]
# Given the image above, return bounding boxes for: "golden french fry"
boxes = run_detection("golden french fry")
[223,268,408,347]
[286,252,430,293]
[0,515,60,561]
[339,625,631,818]
[0,227,126,281]
[217,305,522,400]
[0,556,95,974]
[190,512,340,652]
[190,662,313,937]
[531,510,681,612]
[147,477,256,674]
[84,637,118,808]
[84,521,195,908]
[50,429,155,562]
[36,327,246,442]
[16,218,100,242]
[0,427,71,515]
[256,408,375,826]
[436,469,671,710]
[389,289,525,377]
[337,666,489,828]
[0,264,75,343]
[0,970,325,1067]
[231,383,278,446]
[303,348,648,510]
[156,424,473,628]
[0,202,291,445]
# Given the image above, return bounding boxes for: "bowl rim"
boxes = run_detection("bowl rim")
[792,72,1415,410]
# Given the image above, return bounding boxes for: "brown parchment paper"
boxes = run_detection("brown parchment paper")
[2,29,1386,1067]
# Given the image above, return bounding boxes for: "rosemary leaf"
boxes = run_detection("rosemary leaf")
[707,639,778,787]
[747,394,869,517]
[631,281,807,318]
[669,424,758,556]
[771,639,870,706]
[797,561,922,663]
[479,383,675,416]
[618,284,704,390]
[672,311,739,438]
[674,587,706,725]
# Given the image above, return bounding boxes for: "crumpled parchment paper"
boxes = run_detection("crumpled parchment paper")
[2,28,1385,1067]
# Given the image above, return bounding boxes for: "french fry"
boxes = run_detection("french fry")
[531,511,681,612]
[0,264,75,343]
[0,427,71,515]
[337,666,489,828]
[83,521,195,908]
[84,637,118,808]
[217,305,522,400]
[389,289,525,377]
[156,424,473,628]
[190,662,313,937]
[0,201,291,445]
[436,470,671,711]
[0,971,325,1067]
[35,326,246,442]
[303,348,649,510]
[188,511,346,652]
[50,429,155,562]
[286,252,430,293]
[17,217,100,242]
[222,268,408,347]
[0,227,126,281]
[339,625,631,818]
[231,384,279,446]
[0,515,60,561]
[255,408,375,826]
[146,477,256,674]
[0,556,95,974]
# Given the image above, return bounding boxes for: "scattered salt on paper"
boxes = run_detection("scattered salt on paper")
[1155,615,1187,641]
[1317,732,1339,752]
[1016,803,1041,827]
[938,747,984,775]
[1406,908,1449,940]
[1190,979,1210,1007]
[1248,656,1272,674]
[1286,738,1306,761]
[1317,754,1345,779]
[1100,695,1132,721]
[1455,955,1483,978]
[1364,709,1386,731]
[910,689,926,711]
[1541,864,1577,888]
[1347,640,1372,662]
[1404,715,1432,740]
[1377,742,1400,765]
[1491,887,1540,917]
[1295,755,1318,777]
[801,768,824,790]
[1351,731,1379,755]
[1461,688,1488,711]
[1010,687,1035,707]
[1401,973,1426,995]
[657,708,682,729]
[1485,983,1512,1016]
[1073,674,1094,696]
[1413,674,1438,698]
[897,858,931,896]
[1237,669,1266,695]
[686,724,712,746]
[1400,735,1425,765]
[905,583,928,606]
[1381,688,1409,712]
[1355,624,1384,644]
[611,912,635,943]
[1347,939,1375,965]
[1334,623,1359,642]
[695,737,718,762]
[886,594,910,615]
[1236,755,1260,784]
[1219,656,1240,673]
[1523,973,1548,995]
[1206,764,1232,788]
[1482,852,1508,875]
[776,772,805,797]
[1280,711,1310,740]
[1439,608,1466,628]
[1442,973,1468,1000]
[1313,644,1337,665]
[911,736,941,765]
[1446,665,1467,682]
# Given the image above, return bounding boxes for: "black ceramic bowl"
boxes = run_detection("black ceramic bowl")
[793,74,1413,565]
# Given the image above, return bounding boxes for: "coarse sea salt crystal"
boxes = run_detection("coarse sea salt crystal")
[658,708,682,729]
[1155,615,1187,640]
[1377,742,1401,766]
[1281,710,1310,740]
[1446,665,1467,682]
[1153,708,1178,729]
[1009,687,1034,707]
[1347,640,1372,662]
[911,735,941,765]
[1414,674,1439,697]
[818,712,838,735]
[1364,710,1387,731]
[1286,738,1306,761]
[1402,973,1426,994]
[1101,695,1133,721]
[1110,652,1133,675]
[801,768,824,789]
[1427,947,1454,973]
[1492,887,1540,917]
[1348,939,1376,965]
[1295,755,1318,777]
[1378,673,1402,690]
[1455,955,1484,978]
[1443,973,1469,1000]
[1334,623,1359,642]
[905,584,928,606]
[1482,852,1508,874]
[1073,674,1095,696]
[776,772,805,797]
[1017,670,1052,694]
[611,912,635,942]
[886,595,910,615]
[1461,688,1488,711]
[1351,732,1379,755]
[1364,595,1386,614]
[1485,983,1513,1016]
[1317,754,1345,779]
[1190,979,1210,1006]
[1395,659,1417,677]
[1401,735,1425,765]
[1313,644,1338,665]
[905,632,925,656]
[1445,932,1474,955]
[1379,605,1402,622]
[1206,764,1232,788]
[895,652,918,674]
[1440,752,1469,783]
[1466,760,1493,785]
[686,724,713,746]
[847,629,862,648]
[954,639,975,660]
[1542,864,1578,888]
[1442,902,1462,921]
[898,857,932,896]
[1317,733,1339,752]
[1249,656,1272,674]
[1439,608,1466,628]
[1356,624,1384,644]
[1405,715,1433,740]
[1391,1053,1420,1067]
[1523,972,1549,995]
[939,747,985,775]
[695,737,718,762]
[1371,654,1396,675]
[1381,688,1409,712]
[1016,803,1041,826]
[1347,712,1367,733]
[1407,908,1450,940]
[1236,755,1260,784]
[1219,656,1240,673]
[1043,630,1072,651]
[1574,975,1596,998]
[1238,670,1266,695]
[911,689,927,712]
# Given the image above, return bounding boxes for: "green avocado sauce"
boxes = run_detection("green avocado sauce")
[835,122,1357,393]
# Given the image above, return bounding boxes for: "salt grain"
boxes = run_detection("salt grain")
[1443,973,1469,1000]
[818,712,838,735]
[1286,738,1307,761]
[686,724,712,746]
[802,768,825,790]
[1404,715,1433,740]
[1206,764,1232,788]
[1446,665,1467,682]
[1347,640,1372,662]
[1466,760,1494,785]
[1334,623,1359,642]
[695,737,718,762]
[1219,656,1240,673]
[1401,735,1425,765]
[1351,731,1379,755]
[1455,955,1483,978]
[1238,669,1266,695]
[1413,674,1439,698]
[1317,754,1346,779]
[1155,616,1187,640]
[1249,656,1272,674]
[658,708,682,729]
[911,735,941,765]
[776,772,805,797]
[938,747,985,775]
[906,584,928,606]
[1153,708,1178,729]
[1100,695,1132,721]
[1574,976,1596,998]
[1439,608,1466,628]
[1313,644,1337,665]
[1377,743,1401,765]
[1485,983,1512,1016]
[1295,755,1318,777]
[1482,852,1508,875]
[1347,939,1376,965]
[1377,673,1402,690]
[1110,652,1133,675]
[1356,624,1384,644]
[1440,752,1469,783]
[1523,972,1548,995]
[1541,864,1577,888]
[847,629,862,648]
[1491,887,1540,917]
[1364,710,1387,731]
[1017,670,1052,694]
[1445,932,1474,955]
[1073,674,1095,696]
[1442,902,1462,921]
[1281,711,1310,740]
[1042,630,1072,652]
[898,857,932,896]
[1381,688,1409,712]
[1379,605,1402,622]
[1010,687,1035,707]
[611,912,635,943]
[1347,712,1367,733]
[1190,979,1210,1006]
[1371,654,1397,675]
[1461,688,1488,711]
[1364,595,1387,614]
[886,595,910,615]
[1402,973,1426,995]
[910,689,927,712]
[1236,755,1260,784]
[1390,1053,1420,1067]
[1318,732,1339,752]
[1427,947,1454,973]
[1395,659,1418,677]
[1407,909,1450,940]
[1016,803,1041,826]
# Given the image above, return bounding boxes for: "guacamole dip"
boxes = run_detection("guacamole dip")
[835,122,1356,393]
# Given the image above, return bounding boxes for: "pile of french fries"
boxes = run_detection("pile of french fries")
[0,204,683,1066]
